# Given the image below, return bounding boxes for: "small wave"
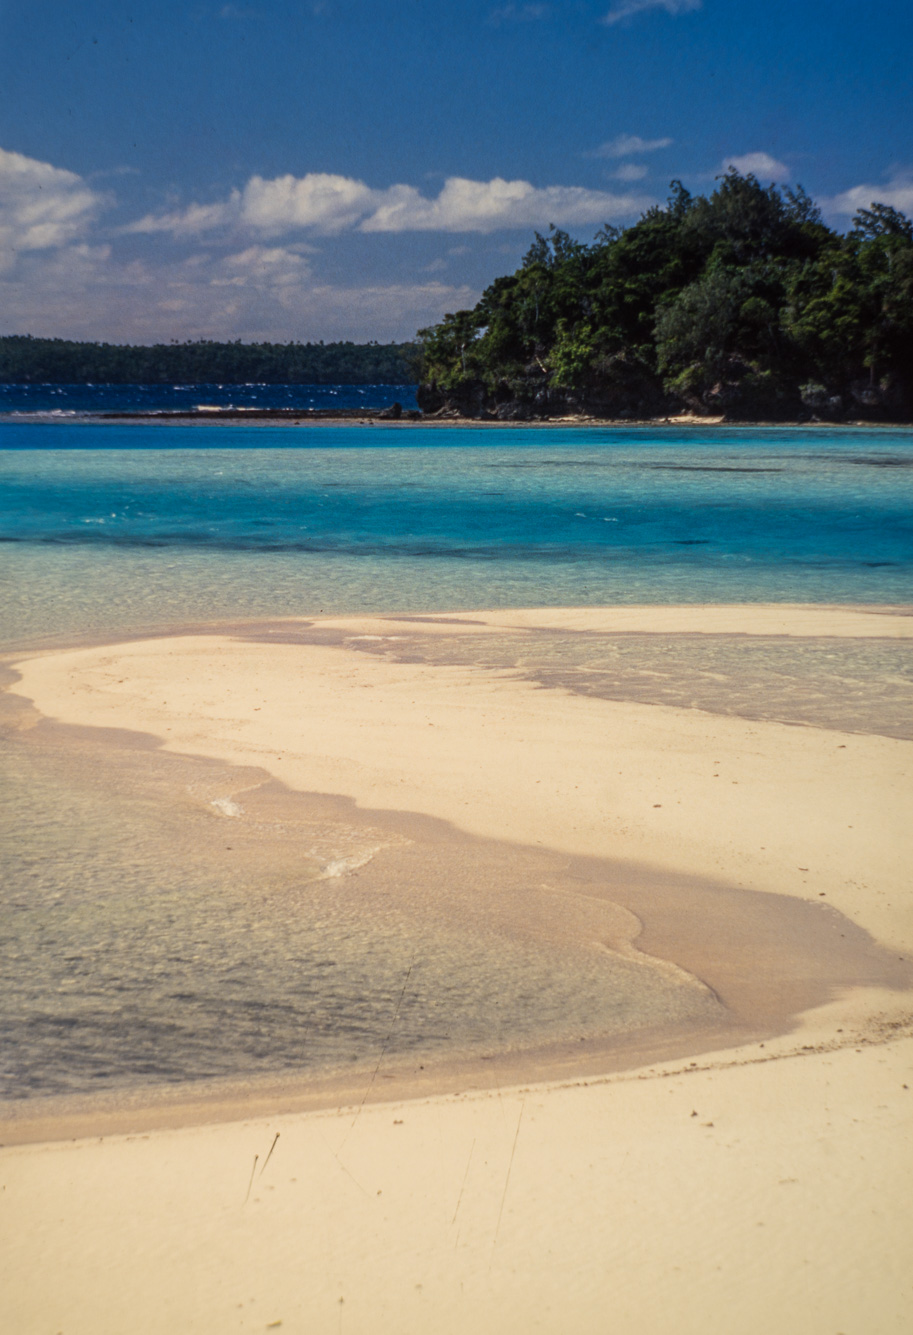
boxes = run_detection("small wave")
[36,409,78,418]
[210,796,243,818]
[320,848,379,878]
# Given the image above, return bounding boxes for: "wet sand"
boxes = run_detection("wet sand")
[2,604,912,1334]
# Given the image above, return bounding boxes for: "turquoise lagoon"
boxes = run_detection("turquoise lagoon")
[1,420,911,1106]
[1,422,911,647]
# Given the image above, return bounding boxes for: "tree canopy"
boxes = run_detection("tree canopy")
[417,172,913,421]
[0,337,420,386]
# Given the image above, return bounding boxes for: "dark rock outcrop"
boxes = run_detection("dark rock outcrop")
[419,364,912,424]
[418,355,675,421]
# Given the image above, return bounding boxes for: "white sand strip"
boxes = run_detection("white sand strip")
[10,606,912,951]
[3,1034,912,1335]
[3,604,912,1334]
[327,602,913,638]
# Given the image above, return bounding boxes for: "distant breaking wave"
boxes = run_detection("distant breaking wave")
[0,381,419,416]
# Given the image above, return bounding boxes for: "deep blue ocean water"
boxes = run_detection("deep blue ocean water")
[0,380,418,415]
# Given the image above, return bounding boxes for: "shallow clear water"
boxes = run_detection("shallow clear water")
[311,623,913,741]
[0,720,718,1101]
[1,423,911,648]
[1,420,911,1107]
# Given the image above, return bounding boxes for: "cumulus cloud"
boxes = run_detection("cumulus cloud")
[242,173,379,234]
[0,147,106,271]
[586,134,672,158]
[827,173,913,219]
[127,172,651,238]
[602,0,700,26]
[127,174,382,237]
[360,176,648,232]
[722,152,791,182]
[125,174,378,237]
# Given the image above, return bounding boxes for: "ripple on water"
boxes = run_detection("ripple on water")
[0,714,719,1103]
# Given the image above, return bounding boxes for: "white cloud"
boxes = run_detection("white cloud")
[602,0,700,27]
[241,173,378,234]
[211,245,314,289]
[0,150,496,342]
[0,235,479,343]
[722,152,791,182]
[0,147,105,271]
[612,163,649,181]
[125,195,240,236]
[586,134,673,158]
[361,176,649,232]
[125,174,379,237]
[0,148,657,344]
[126,172,651,238]
[827,173,913,219]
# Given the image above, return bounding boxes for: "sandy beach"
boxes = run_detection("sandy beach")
[2,604,912,1334]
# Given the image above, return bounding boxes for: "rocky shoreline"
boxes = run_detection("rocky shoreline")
[95,403,422,423]
[78,403,912,428]
[416,370,913,425]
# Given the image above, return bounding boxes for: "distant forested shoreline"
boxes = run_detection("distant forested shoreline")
[417,172,913,422]
[0,336,420,386]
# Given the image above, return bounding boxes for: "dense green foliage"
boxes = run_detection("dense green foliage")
[0,336,420,385]
[418,174,913,420]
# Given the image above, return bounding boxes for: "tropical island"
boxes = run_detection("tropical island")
[417,171,913,422]
[3,173,911,425]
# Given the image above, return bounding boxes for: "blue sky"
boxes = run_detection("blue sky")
[2,0,911,344]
